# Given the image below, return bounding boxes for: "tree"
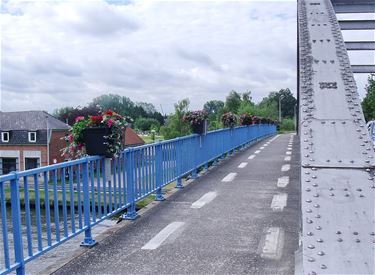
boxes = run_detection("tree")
[53,105,101,125]
[258,88,296,119]
[225,91,242,113]
[203,100,224,115]
[159,98,191,139]
[134,117,160,132]
[362,74,375,122]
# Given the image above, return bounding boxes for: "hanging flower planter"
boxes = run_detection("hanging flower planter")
[240,113,253,126]
[183,110,208,135]
[62,110,128,158]
[221,112,238,128]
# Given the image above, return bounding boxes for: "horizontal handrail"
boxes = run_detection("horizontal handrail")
[0,124,276,274]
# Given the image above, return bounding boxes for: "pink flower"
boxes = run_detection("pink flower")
[107,118,113,128]
[69,146,75,152]
[75,116,85,122]
[77,144,83,150]
[69,134,74,142]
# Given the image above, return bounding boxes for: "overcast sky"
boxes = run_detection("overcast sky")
[0,0,373,114]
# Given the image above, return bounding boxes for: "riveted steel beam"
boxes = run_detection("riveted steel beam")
[351,65,375,73]
[297,0,375,274]
[339,20,375,30]
[345,41,375,50]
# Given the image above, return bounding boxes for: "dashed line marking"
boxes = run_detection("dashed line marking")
[238,162,248,168]
[222,172,237,182]
[191,192,217,209]
[281,164,290,172]
[277,176,290,188]
[258,227,285,260]
[286,151,292,155]
[284,156,291,161]
[142,222,185,250]
[260,147,265,150]
[271,193,288,211]
[255,150,261,154]
[248,155,255,160]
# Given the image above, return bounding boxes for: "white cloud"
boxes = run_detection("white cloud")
[0,0,371,115]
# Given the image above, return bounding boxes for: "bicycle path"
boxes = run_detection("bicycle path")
[54,133,300,275]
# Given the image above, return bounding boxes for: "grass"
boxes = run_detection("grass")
[140,135,164,144]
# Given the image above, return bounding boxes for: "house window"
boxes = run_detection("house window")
[28,132,37,142]
[1,132,9,142]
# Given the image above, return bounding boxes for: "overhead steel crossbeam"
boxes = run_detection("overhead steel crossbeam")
[330,0,375,73]
[297,0,375,274]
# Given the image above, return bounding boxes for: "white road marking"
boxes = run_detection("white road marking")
[286,151,292,155]
[260,147,265,150]
[191,192,217,209]
[222,172,237,182]
[277,176,290,188]
[259,227,285,260]
[271,193,288,211]
[287,147,292,150]
[284,156,291,161]
[255,150,261,154]
[248,155,255,160]
[238,162,248,168]
[263,144,268,147]
[281,164,290,172]
[142,222,185,250]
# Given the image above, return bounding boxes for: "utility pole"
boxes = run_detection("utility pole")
[278,95,284,123]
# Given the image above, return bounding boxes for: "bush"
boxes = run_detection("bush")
[280,118,295,131]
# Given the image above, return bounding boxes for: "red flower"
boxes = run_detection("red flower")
[108,118,113,128]
[77,144,83,150]
[104,110,114,116]
[90,114,103,125]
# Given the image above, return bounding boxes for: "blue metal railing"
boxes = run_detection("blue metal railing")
[0,124,275,274]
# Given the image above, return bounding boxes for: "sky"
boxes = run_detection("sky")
[0,0,373,115]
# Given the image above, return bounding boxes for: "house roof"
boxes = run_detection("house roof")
[0,111,69,131]
[125,128,145,146]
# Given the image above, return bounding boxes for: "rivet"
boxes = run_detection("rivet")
[316,226,322,230]
[353,232,358,235]
[308,244,315,249]
[306,188,311,192]
[317,238,323,243]
[329,193,334,196]
[336,231,342,235]
[307,219,313,224]
[317,251,325,256]
[370,232,375,236]
[315,214,321,218]
[308,257,315,262]
[306,199,312,203]
[306,209,312,213]
[321,264,327,269]
[345,193,350,197]
[329,187,334,191]
[313,204,320,208]
[337,238,343,242]
[307,232,314,236]
[355,239,360,243]
[313,194,319,197]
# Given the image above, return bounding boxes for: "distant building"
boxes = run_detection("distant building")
[0,111,145,175]
[0,111,69,175]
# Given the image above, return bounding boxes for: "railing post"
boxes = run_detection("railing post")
[81,159,97,247]
[175,138,184,189]
[10,173,25,275]
[155,142,165,200]
[124,149,139,220]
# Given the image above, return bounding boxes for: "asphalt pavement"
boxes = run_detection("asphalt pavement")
[54,133,300,275]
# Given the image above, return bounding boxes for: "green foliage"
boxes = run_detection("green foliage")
[134,117,160,132]
[280,118,295,131]
[362,74,375,122]
[160,99,191,140]
[225,90,242,113]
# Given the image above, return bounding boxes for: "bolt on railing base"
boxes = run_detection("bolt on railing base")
[123,211,139,220]
[80,238,97,248]
[155,193,166,201]
[175,178,184,189]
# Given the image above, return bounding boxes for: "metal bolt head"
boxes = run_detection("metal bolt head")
[318,251,325,256]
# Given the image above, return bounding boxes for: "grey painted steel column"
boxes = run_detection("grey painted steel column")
[298,0,375,274]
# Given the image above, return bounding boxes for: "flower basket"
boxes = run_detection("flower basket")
[221,112,238,128]
[252,115,259,125]
[83,127,114,158]
[183,110,208,135]
[191,120,207,135]
[62,110,128,159]
[240,113,252,126]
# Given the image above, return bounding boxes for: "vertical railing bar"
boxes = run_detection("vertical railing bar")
[76,166,83,229]
[102,160,107,216]
[122,154,127,206]
[140,149,144,197]
[108,167,113,213]
[52,170,60,242]
[112,159,117,210]
[0,182,10,269]
[90,162,96,222]
[96,160,102,219]
[43,171,52,246]
[23,176,33,257]
[10,175,25,275]
[68,166,76,234]
[61,168,68,238]
[33,174,43,252]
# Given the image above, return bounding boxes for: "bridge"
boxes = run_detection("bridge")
[1,0,375,274]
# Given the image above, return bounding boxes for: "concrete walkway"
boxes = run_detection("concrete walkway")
[54,133,300,275]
